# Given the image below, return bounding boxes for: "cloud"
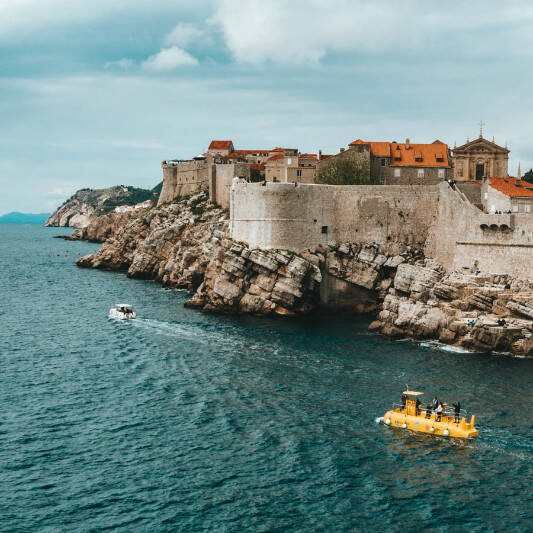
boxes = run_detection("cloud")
[212,0,533,65]
[142,46,198,71]
[164,22,204,47]
[104,58,134,70]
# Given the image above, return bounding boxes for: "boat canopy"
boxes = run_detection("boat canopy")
[116,303,132,308]
[403,390,424,396]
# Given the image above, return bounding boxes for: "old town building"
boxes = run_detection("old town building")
[481,166,533,214]
[318,138,452,184]
[452,136,509,182]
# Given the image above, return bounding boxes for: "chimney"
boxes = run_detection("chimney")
[319,149,323,161]
[340,147,345,152]
[405,138,410,149]
[515,162,521,186]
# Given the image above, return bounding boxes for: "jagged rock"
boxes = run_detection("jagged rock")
[394,263,442,296]
[507,300,533,319]
[470,293,494,312]
[249,250,279,272]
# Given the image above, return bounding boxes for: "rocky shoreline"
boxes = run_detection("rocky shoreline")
[73,193,533,356]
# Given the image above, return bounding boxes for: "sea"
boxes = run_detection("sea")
[1,224,532,532]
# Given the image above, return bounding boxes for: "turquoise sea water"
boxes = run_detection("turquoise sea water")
[1,224,532,532]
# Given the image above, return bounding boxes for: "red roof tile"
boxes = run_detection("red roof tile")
[488,177,533,197]
[209,140,233,150]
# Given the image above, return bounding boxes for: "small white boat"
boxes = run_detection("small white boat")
[109,303,136,320]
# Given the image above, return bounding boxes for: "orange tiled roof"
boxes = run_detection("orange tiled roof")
[389,142,448,167]
[348,139,449,164]
[209,140,233,150]
[271,147,284,152]
[250,163,265,170]
[225,152,246,160]
[488,177,533,197]
[267,153,284,161]
[299,153,317,159]
[238,149,270,155]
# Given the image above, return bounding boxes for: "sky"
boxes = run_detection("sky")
[1,0,533,214]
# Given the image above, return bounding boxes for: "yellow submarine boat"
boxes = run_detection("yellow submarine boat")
[382,390,478,438]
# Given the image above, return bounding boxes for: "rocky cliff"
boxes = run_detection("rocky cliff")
[45,184,161,228]
[74,192,533,356]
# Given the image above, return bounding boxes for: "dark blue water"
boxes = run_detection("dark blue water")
[1,225,532,532]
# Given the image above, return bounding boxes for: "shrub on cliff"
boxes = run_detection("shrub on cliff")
[316,160,371,185]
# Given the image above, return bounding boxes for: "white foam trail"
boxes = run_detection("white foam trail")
[375,417,384,424]
[419,341,475,354]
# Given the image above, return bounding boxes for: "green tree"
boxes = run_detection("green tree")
[316,159,371,185]
[523,169,533,183]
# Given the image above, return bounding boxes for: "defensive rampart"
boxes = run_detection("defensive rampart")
[230,181,533,279]
[159,159,212,205]
[427,183,533,277]
[230,182,439,254]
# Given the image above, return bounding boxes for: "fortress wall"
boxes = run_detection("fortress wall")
[231,182,335,251]
[230,183,439,253]
[158,160,210,206]
[214,163,250,209]
[426,183,533,278]
[333,185,439,254]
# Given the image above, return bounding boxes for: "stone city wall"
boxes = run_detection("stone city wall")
[213,163,250,209]
[158,159,212,205]
[230,182,439,254]
[426,183,533,278]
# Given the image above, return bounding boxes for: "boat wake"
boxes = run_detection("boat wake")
[375,417,384,424]
[419,341,477,354]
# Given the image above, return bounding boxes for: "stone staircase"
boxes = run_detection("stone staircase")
[456,182,483,210]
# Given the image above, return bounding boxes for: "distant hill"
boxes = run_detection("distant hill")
[45,184,161,228]
[0,212,51,224]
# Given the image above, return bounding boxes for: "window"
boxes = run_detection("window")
[394,168,401,177]
[297,170,302,177]
[287,158,292,165]
[438,169,445,178]
[512,205,519,212]
[321,226,328,234]
[358,145,364,153]
[525,205,531,213]
[418,169,424,178]
[484,192,488,200]
[381,159,386,166]
[394,156,401,162]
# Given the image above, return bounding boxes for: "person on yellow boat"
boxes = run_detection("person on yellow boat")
[435,402,443,422]
[452,401,461,423]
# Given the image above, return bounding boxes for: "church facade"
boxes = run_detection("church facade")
[452,136,509,182]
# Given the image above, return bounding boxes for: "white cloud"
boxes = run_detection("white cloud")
[104,58,134,70]
[142,46,198,71]
[211,0,533,65]
[164,22,204,47]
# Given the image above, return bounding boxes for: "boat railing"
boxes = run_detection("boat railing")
[391,403,468,417]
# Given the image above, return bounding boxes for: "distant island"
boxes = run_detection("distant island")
[45,183,161,228]
[0,212,51,224]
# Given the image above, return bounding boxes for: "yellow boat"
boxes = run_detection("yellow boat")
[382,390,478,438]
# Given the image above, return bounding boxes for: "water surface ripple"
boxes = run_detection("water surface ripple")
[0,225,532,532]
